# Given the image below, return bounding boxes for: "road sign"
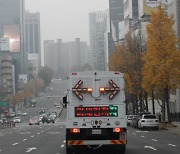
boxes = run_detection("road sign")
[0,101,9,107]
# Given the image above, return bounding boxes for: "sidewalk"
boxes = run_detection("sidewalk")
[159,122,180,135]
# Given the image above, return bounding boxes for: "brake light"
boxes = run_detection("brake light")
[86,88,93,93]
[113,128,122,133]
[70,128,80,133]
[99,87,105,93]
[114,72,120,74]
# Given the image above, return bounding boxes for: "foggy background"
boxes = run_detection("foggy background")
[25,0,109,44]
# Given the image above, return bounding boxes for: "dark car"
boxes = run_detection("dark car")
[133,112,151,128]
[39,109,45,114]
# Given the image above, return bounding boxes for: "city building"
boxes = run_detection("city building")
[44,39,89,78]
[89,11,106,71]
[0,38,13,98]
[24,11,41,73]
[168,0,180,113]
[124,0,139,35]
[0,0,25,89]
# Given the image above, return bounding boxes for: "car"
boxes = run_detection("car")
[16,111,22,116]
[127,115,135,126]
[22,112,28,116]
[39,109,45,114]
[130,115,137,127]
[133,112,151,128]
[29,117,40,125]
[56,105,61,108]
[13,117,21,123]
[10,112,16,117]
[138,114,159,130]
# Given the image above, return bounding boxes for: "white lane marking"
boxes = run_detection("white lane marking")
[23,139,27,141]
[0,133,5,136]
[144,146,157,151]
[132,133,136,135]
[168,144,177,147]
[41,131,44,133]
[63,140,66,143]
[31,135,35,138]
[12,143,19,146]
[60,144,64,148]
[26,147,37,153]
[152,139,158,142]
[37,133,40,135]
[0,149,2,152]
[48,132,61,134]
[19,132,31,134]
[136,131,149,133]
[141,136,145,138]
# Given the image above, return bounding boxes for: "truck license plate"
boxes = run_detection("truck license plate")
[92,129,101,135]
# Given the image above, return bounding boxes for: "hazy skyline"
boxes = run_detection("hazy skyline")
[25,0,109,44]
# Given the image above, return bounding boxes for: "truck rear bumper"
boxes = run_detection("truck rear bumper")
[67,139,126,145]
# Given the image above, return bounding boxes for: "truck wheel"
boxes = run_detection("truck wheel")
[66,142,73,154]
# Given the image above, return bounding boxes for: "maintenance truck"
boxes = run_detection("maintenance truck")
[64,71,127,154]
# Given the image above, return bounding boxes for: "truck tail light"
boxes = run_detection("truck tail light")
[99,87,105,93]
[113,128,122,133]
[86,88,93,93]
[70,128,80,133]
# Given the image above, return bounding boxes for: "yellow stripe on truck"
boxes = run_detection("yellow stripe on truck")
[68,140,84,145]
[110,140,126,145]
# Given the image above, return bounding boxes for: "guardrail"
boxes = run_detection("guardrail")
[0,121,15,129]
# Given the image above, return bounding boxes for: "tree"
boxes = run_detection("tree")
[38,66,54,86]
[109,33,147,113]
[142,5,180,122]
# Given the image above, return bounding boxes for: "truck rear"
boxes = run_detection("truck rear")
[65,71,127,154]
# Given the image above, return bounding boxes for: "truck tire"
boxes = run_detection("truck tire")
[66,142,73,154]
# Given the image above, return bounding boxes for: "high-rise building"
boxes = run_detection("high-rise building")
[89,12,106,71]
[25,11,41,68]
[168,0,180,113]
[0,38,13,97]
[0,0,25,87]
[124,0,139,35]
[44,39,89,78]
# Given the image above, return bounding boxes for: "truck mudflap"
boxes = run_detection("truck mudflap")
[68,139,126,145]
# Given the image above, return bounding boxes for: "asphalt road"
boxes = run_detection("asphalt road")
[0,80,179,154]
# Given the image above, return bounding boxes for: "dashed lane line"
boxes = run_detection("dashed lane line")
[12,143,19,146]
[31,135,35,138]
[144,146,157,151]
[60,144,64,148]
[141,136,145,138]
[168,144,177,147]
[23,139,27,141]
[151,139,158,142]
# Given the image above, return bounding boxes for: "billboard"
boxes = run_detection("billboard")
[0,37,10,51]
[3,24,20,52]
[139,0,169,17]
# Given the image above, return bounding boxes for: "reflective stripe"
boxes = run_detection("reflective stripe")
[68,140,84,145]
[67,140,126,145]
[110,140,126,144]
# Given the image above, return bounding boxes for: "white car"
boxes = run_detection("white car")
[127,115,135,126]
[22,112,28,116]
[138,114,159,130]
[13,117,21,123]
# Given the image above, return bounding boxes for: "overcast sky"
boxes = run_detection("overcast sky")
[25,0,109,44]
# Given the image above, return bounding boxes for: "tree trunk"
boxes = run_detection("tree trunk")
[162,89,166,122]
[152,89,155,114]
[132,94,135,115]
[144,91,149,112]
[139,91,143,112]
[165,86,171,123]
